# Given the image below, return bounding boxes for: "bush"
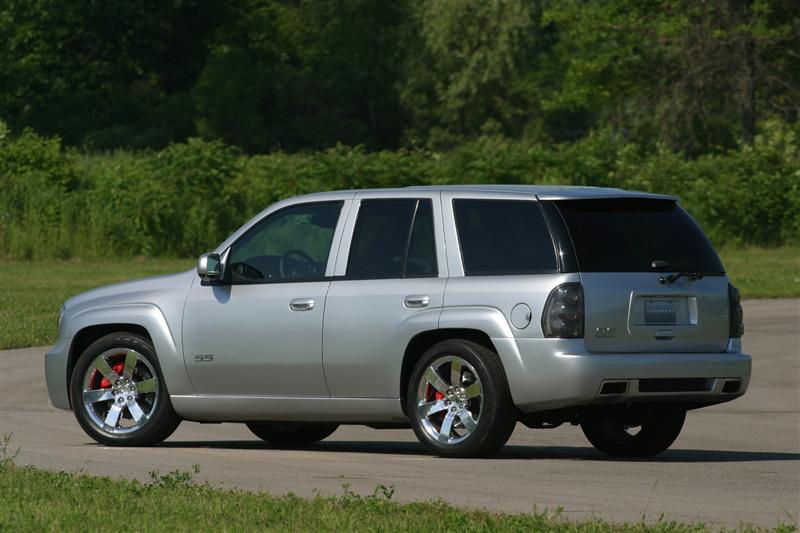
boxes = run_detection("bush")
[0,123,797,260]
[0,128,82,259]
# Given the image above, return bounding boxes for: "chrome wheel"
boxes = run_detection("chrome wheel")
[415,355,483,445]
[81,348,159,435]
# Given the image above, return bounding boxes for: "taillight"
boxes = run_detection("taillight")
[729,283,743,338]
[542,283,584,338]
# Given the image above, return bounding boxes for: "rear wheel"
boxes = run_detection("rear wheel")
[70,332,181,446]
[407,339,516,458]
[580,406,686,457]
[246,422,339,446]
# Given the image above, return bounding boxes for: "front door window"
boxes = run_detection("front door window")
[227,201,343,283]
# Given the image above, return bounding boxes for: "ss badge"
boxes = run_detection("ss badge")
[194,354,215,363]
[594,327,616,338]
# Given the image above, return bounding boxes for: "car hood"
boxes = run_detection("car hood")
[65,270,196,315]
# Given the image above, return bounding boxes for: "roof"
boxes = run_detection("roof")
[272,185,678,206]
[403,184,677,200]
[215,184,677,253]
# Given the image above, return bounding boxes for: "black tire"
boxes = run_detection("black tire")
[69,332,181,446]
[580,406,686,457]
[246,422,339,446]
[406,339,516,458]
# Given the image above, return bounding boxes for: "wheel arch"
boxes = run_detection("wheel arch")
[400,305,531,414]
[64,304,194,406]
[400,328,497,416]
[67,323,152,406]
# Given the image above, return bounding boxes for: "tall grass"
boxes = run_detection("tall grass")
[1,121,798,260]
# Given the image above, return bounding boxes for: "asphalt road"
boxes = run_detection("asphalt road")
[1,299,798,528]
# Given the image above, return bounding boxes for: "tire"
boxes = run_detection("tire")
[246,422,339,446]
[580,406,686,457]
[406,339,516,458]
[69,332,181,446]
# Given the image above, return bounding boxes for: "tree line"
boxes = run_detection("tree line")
[1,0,797,156]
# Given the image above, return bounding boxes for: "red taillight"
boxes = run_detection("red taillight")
[542,283,584,338]
[729,283,743,338]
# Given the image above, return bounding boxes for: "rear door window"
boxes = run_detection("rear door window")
[555,198,724,273]
[453,199,557,276]
[347,198,437,279]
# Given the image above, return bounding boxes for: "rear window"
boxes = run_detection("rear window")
[555,198,724,273]
[347,198,437,279]
[454,199,557,276]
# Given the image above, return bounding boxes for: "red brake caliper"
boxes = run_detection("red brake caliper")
[97,361,125,389]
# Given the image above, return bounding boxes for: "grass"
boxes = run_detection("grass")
[0,257,192,349]
[0,245,796,350]
[0,461,793,532]
[718,245,800,299]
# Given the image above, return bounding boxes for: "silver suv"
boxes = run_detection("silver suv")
[45,186,750,458]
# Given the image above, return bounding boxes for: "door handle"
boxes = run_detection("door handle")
[289,298,315,311]
[404,295,430,308]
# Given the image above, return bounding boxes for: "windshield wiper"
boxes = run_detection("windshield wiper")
[659,271,704,284]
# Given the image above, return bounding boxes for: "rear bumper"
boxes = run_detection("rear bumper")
[503,338,751,413]
[44,337,71,410]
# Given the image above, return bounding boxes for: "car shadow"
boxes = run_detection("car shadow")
[157,440,800,463]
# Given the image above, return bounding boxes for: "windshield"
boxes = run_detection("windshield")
[555,198,724,274]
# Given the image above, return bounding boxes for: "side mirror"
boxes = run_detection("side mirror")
[197,252,222,281]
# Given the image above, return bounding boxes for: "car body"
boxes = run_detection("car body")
[45,185,751,457]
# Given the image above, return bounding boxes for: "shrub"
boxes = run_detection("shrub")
[0,124,796,260]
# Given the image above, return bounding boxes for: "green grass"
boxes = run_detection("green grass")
[0,257,192,349]
[0,245,797,350]
[718,245,800,299]
[0,461,792,532]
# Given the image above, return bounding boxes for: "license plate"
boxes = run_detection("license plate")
[644,299,677,325]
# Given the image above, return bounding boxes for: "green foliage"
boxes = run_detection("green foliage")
[1,1,796,154]
[541,0,800,154]
[0,0,225,149]
[1,463,793,532]
[0,127,797,262]
[0,434,20,470]
[718,245,800,299]
[0,128,81,259]
[399,0,542,148]
[148,465,201,489]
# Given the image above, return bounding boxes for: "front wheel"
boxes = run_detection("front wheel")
[580,406,686,457]
[407,339,516,458]
[246,422,339,446]
[70,332,181,446]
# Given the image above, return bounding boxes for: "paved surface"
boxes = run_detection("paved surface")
[1,299,798,527]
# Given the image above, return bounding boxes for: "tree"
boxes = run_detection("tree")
[399,0,544,148]
[542,0,800,154]
[194,0,409,152]
[0,0,227,148]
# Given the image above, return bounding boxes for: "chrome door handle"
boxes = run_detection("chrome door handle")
[404,295,430,308]
[289,298,315,311]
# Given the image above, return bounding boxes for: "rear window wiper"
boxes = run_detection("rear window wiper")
[659,271,705,284]
[650,261,706,284]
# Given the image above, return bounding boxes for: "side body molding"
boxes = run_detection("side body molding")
[67,304,194,397]
[438,306,531,406]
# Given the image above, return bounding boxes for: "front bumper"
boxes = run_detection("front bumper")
[502,338,752,413]
[44,337,72,410]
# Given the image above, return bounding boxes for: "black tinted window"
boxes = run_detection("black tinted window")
[228,201,342,283]
[347,199,437,279]
[556,199,724,273]
[405,200,437,277]
[454,200,557,276]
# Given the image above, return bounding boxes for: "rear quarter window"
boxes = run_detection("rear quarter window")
[453,199,557,276]
[555,198,724,273]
